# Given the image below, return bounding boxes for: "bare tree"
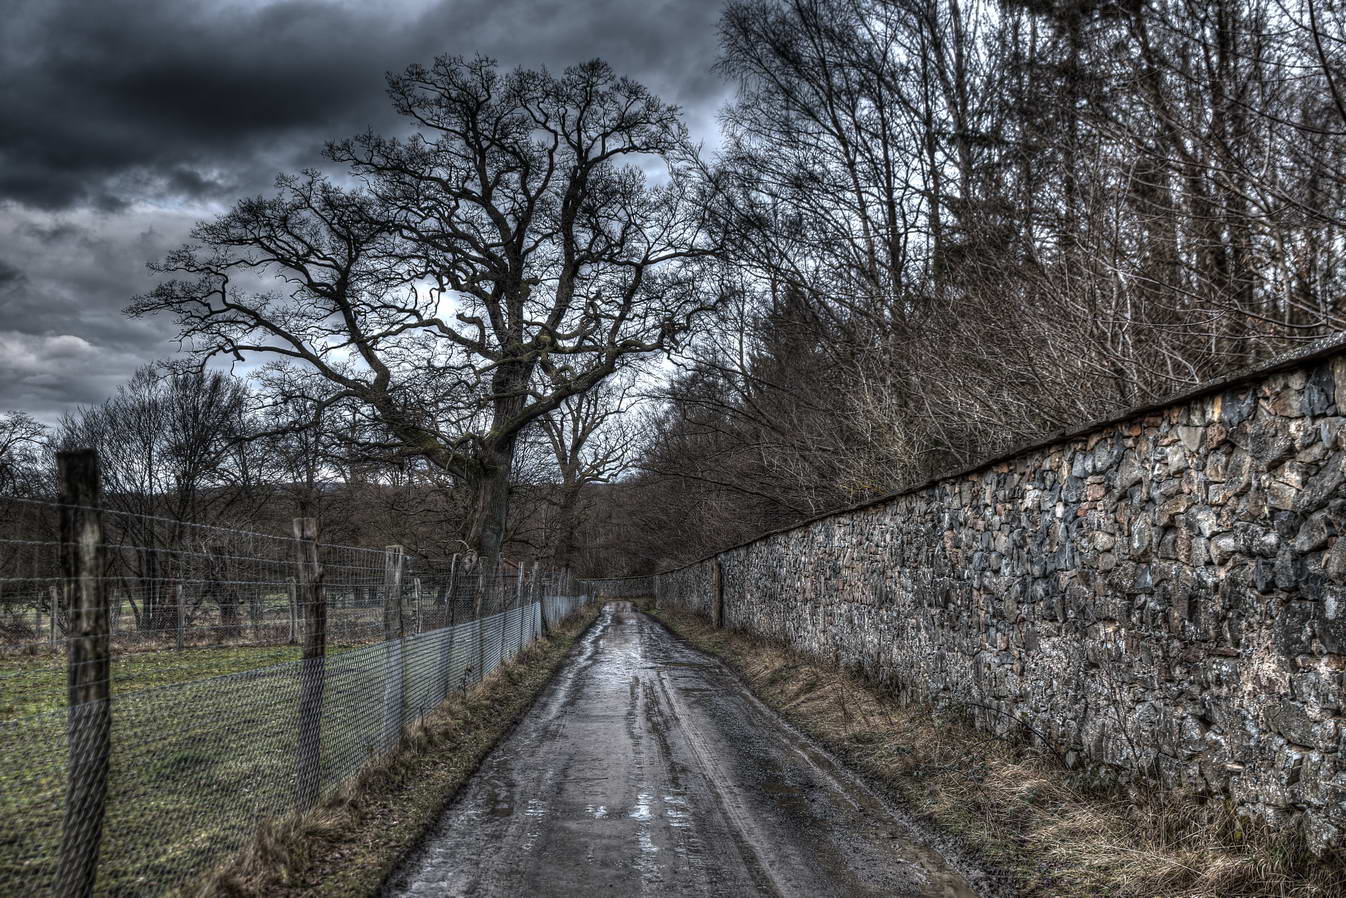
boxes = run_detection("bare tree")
[0,412,48,498]
[59,367,256,630]
[539,375,640,572]
[132,56,718,567]
[607,0,1346,571]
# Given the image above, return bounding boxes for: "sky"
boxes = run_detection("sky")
[0,0,730,424]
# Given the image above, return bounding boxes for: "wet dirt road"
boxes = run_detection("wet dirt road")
[384,602,980,898]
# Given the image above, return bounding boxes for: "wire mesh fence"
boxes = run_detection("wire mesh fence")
[0,469,592,897]
[0,494,418,653]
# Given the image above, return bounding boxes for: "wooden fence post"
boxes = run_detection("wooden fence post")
[477,560,492,681]
[517,565,527,650]
[502,563,520,660]
[293,518,325,810]
[287,577,297,645]
[380,545,405,754]
[413,577,422,635]
[175,583,185,651]
[524,563,538,646]
[54,449,110,898]
[540,569,554,636]
[49,585,58,648]
[436,555,458,702]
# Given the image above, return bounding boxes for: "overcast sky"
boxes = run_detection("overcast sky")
[0,0,730,423]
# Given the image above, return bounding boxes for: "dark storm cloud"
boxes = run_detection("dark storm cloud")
[0,0,729,420]
[0,0,728,211]
[2,0,391,209]
[0,259,24,290]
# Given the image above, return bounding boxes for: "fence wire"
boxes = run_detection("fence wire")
[0,496,413,655]
[0,496,592,897]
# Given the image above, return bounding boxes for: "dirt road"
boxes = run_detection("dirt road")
[384,602,981,898]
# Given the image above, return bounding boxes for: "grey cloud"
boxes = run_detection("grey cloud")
[0,259,25,290]
[0,0,728,211]
[0,0,730,420]
[0,207,194,418]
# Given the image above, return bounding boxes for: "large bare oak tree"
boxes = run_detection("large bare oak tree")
[131,56,717,564]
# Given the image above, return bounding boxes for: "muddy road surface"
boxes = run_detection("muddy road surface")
[384,602,981,898]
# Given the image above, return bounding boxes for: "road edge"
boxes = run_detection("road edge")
[634,601,1011,898]
[192,604,605,898]
[639,600,1346,898]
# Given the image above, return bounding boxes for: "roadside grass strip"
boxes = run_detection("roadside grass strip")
[0,604,592,896]
[196,605,601,898]
[644,601,1346,898]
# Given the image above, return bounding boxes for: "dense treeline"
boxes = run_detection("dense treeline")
[606,0,1346,573]
[5,0,1346,579]
[0,368,612,577]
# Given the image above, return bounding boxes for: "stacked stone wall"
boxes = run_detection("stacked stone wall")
[655,348,1346,851]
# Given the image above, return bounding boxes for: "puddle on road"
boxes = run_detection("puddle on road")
[386,602,985,898]
[629,791,655,822]
[664,791,691,829]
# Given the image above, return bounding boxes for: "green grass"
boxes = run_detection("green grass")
[0,644,364,719]
[0,609,555,896]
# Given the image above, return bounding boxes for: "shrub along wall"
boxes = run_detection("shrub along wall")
[655,341,1346,853]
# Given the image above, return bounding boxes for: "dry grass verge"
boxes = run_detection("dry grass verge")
[643,602,1345,898]
[192,606,601,898]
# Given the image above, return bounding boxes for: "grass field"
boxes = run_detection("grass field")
[0,605,549,896]
[0,642,380,720]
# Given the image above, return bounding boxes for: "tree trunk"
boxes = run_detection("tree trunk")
[466,360,530,566]
[466,442,516,570]
[551,488,580,571]
[207,545,240,639]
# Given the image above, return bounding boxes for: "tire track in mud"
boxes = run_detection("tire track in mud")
[382,602,985,898]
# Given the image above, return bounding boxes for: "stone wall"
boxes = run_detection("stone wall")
[653,345,1346,852]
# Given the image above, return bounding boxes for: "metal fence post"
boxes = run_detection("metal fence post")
[54,449,110,898]
[293,518,326,810]
[380,545,405,754]
[49,585,58,648]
